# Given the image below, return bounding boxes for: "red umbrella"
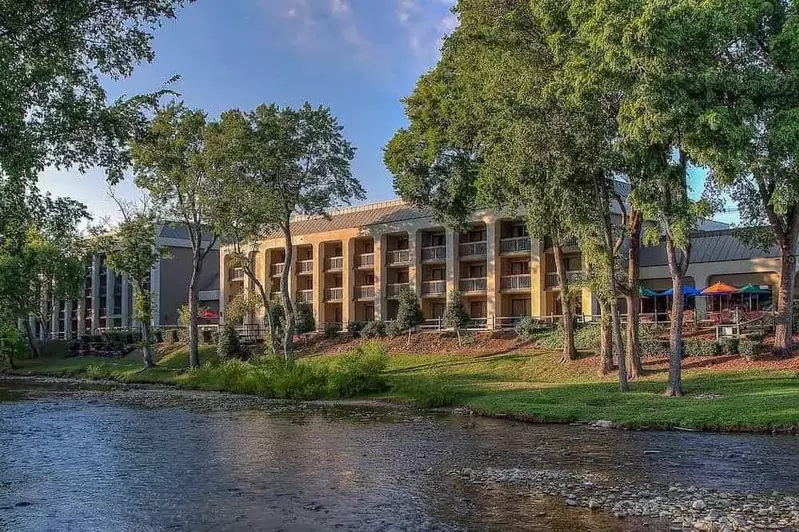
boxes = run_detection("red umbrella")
[199,309,218,319]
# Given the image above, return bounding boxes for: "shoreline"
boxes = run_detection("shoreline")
[3,373,798,436]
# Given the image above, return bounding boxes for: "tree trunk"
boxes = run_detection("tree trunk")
[611,299,628,392]
[188,255,201,368]
[773,247,796,358]
[664,237,685,397]
[626,213,644,379]
[598,300,613,375]
[252,276,278,355]
[23,320,40,359]
[141,321,155,368]
[280,226,295,361]
[553,244,577,362]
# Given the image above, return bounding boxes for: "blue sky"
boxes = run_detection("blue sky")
[39,0,735,225]
[40,0,457,221]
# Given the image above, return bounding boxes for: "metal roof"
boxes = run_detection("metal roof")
[640,230,779,267]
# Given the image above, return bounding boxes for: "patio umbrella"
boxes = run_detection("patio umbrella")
[659,286,702,297]
[199,309,218,320]
[701,282,738,311]
[639,287,660,297]
[737,284,771,311]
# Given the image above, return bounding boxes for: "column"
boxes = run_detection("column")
[342,238,355,328]
[694,275,711,318]
[313,242,326,327]
[150,253,161,327]
[105,264,115,328]
[373,234,386,321]
[486,217,501,328]
[408,229,422,297]
[50,295,58,339]
[121,274,130,327]
[530,238,545,317]
[91,254,100,332]
[581,255,594,321]
[218,250,227,325]
[77,286,86,335]
[65,300,73,340]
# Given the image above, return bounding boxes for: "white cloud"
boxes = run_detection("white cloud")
[396,0,458,65]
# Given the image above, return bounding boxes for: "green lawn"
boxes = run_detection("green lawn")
[7,344,799,432]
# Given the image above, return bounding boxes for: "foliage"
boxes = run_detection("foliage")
[718,338,740,356]
[515,317,554,343]
[217,324,243,361]
[326,342,389,397]
[361,321,386,339]
[324,323,340,339]
[346,321,365,336]
[683,339,721,358]
[224,292,263,325]
[793,300,799,334]
[443,290,469,329]
[390,373,462,408]
[393,288,423,334]
[0,324,26,367]
[385,319,405,338]
[739,339,762,361]
[294,301,316,336]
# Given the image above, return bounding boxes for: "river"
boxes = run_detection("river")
[1,380,798,531]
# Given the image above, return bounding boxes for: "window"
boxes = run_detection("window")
[469,229,486,242]
[510,261,530,275]
[470,301,486,318]
[334,307,342,323]
[511,299,530,317]
[334,275,342,287]
[396,237,409,250]
[565,256,582,272]
[396,271,409,284]
[469,264,485,278]
[511,224,528,238]
[431,268,444,281]
[431,233,445,246]
[333,246,342,256]
[363,305,375,321]
[431,303,445,318]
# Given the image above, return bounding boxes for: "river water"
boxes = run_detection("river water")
[1,381,798,531]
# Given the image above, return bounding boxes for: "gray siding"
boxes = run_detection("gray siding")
[159,247,220,325]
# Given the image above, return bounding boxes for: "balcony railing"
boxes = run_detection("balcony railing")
[386,283,410,298]
[500,237,532,254]
[386,249,410,264]
[325,287,343,302]
[421,280,446,296]
[356,253,374,268]
[326,256,343,271]
[271,263,285,277]
[501,274,531,291]
[297,259,314,275]
[421,246,446,262]
[229,267,244,281]
[545,271,583,289]
[459,241,487,258]
[296,289,313,303]
[357,285,375,300]
[459,277,487,293]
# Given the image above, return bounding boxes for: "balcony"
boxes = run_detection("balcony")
[325,287,343,302]
[357,285,375,300]
[356,253,374,268]
[501,274,531,292]
[421,246,446,262]
[500,237,532,254]
[459,277,487,294]
[297,259,314,275]
[271,263,285,277]
[229,267,244,282]
[386,283,410,298]
[459,241,487,258]
[386,249,410,265]
[421,280,446,296]
[326,256,343,271]
[545,271,583,289]
[296,289,313,303]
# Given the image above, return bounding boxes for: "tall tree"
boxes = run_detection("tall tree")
[91,192,164,368]
[207,104,362,360]
[132,102,221,368]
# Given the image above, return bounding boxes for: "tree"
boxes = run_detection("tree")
[90,192,164,368]
[205,103,363,360]
[393,288,424,343]
[132,102,221,368]
[225,292,264,325]
[294,300,316,346]
[443,290,469,345]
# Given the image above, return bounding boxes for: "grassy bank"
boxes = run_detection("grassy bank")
[6,343,799,432]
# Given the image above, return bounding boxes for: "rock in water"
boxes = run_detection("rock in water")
[691,500,706,511]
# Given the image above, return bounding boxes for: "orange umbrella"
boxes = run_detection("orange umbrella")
[701,281,738,295]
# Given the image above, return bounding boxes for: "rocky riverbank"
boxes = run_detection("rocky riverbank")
[451,467,799,531]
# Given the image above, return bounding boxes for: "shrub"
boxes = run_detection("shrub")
[361,320,386,339]
[201,329,215,345]
[739,338,762,361]
[217,324,243,361]
[294,301,316,336]
[346,321,365,336]
[38,340,72,358]
[155,329,164,343]
[793,300,799,333]
[327,342,389,397]
[324,322,340,339]
[84,364,114,380]
[393,288,423,333]
[683,338,721,357]
[515,316,552,342]
[0,325,27,365]
[385,319,405,338]
[718,338,740,355]
[639,326,669,357]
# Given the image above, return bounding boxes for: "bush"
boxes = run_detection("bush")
[739,338,762,361]
[385,319,405,338]
[84,364,115,380]
[515,316,552,342]
[346,321,365,336]
[718,338,740,355]
[0,324,27,365]
[327,342,389,398]
[683,338,721,357]
[324,323,340,339]
[361,320,386,339]
[201,329,215,345]
[639,326,669,357]
[155,329,164,343]
[295,301,316,336]
[793,300,799,333]
[217,324,243,361]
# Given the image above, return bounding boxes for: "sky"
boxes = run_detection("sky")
[39,0,457,221]
[38,0,735,225]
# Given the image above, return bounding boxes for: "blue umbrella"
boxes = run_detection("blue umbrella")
[660,286,702,297]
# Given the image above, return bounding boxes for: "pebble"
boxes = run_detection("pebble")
[692,500,707,511]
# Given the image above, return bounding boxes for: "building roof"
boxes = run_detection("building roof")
[640,230,779,267]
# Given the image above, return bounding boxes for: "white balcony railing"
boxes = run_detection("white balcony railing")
[297,259,314,275]
[386,283,410,297]
[229,267,244,281]
[545,271,583,289]
[296,289,313,303]
[501,274,531,291]
[421,280,446,296]
[325,287,343,301]
[459,277,487,293]
[326,256,343,271]
[357,285,375,300]
[386,249,410,264]
[421,246,446,262]
[459,241,487,258]
[500,237,532,254]
[356,253,374,268]
[270,263,285,277]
